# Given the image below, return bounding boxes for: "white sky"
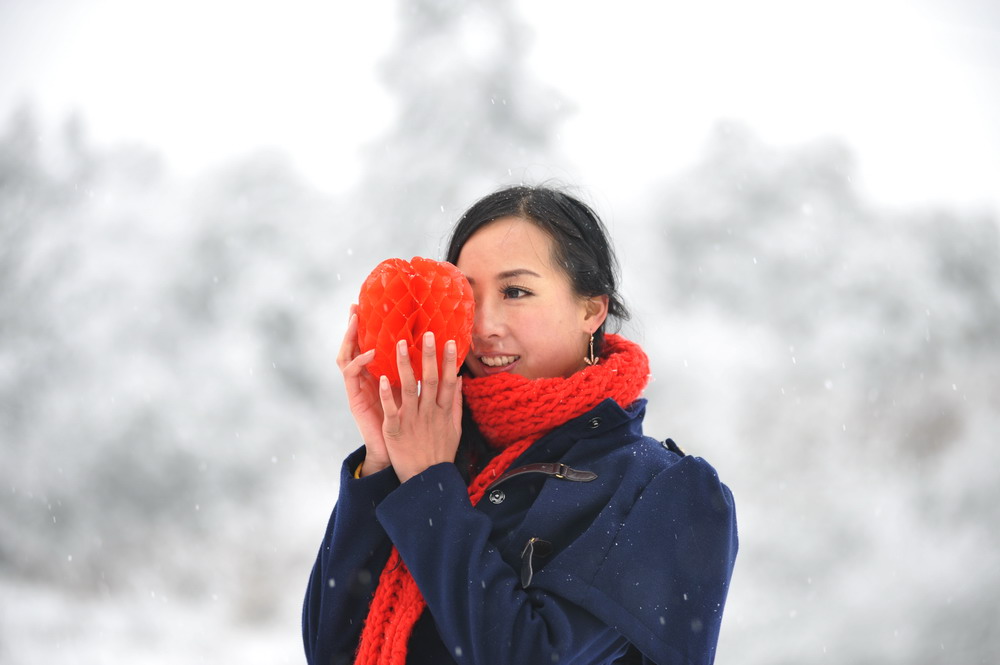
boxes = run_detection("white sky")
[1,0,998,213]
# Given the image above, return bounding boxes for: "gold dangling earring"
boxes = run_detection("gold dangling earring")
[583,334,598,366]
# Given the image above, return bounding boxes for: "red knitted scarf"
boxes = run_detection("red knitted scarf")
[354,334,650,665]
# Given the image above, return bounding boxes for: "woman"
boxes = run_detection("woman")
[303,186,738,665]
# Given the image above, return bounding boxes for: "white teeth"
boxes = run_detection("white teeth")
[480,355,519,367]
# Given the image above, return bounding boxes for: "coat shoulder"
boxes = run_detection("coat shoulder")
[584,428,693,485]
[537,430,738,665]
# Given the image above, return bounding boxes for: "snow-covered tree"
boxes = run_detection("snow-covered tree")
[347,0,572,262]
[638,123,1000,665]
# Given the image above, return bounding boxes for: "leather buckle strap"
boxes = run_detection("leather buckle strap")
[486,462,597,492]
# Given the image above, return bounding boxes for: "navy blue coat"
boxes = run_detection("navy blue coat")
[303,398,738,665]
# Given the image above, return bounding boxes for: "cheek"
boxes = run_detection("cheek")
[511,307,562,338]
[518,307,577,349]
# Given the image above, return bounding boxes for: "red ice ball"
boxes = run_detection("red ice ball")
[357,257,475,386]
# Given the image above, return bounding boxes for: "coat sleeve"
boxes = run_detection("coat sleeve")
[302,447,400,665]
[375,463,631,665]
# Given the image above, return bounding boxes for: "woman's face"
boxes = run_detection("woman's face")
[456,216,607,380]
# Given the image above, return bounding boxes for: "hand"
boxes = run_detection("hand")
[336,304,390,476]
[378,331,463,484]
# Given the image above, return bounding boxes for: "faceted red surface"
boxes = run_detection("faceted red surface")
[357,257,475,386]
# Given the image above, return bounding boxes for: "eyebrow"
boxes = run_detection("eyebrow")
[466,268,542,285]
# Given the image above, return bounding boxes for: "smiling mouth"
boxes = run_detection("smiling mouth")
[479,355,520,368]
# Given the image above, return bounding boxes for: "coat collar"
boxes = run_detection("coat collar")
[513,397,648,467]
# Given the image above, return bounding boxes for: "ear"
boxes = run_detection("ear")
[581,294,609,334]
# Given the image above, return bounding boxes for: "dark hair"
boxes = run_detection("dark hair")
[445,185,630,354]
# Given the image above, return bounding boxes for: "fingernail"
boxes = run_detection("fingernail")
[380,375,389,389]
[445,340,456,356]
[398,340,407,356]
[424,331,435,348]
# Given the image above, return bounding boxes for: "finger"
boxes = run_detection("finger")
[339,314,373,376]
[396,339,419,407]
[343,349,377,411]
[345,349,376,375]
[337,310,361,370]
[339,313,376,399]
[378,375,401,438]
[421,331,439,400]
[435,338,458,409]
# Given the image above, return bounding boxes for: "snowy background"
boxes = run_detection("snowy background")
[1,0,999,663]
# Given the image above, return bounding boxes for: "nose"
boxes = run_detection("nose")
[471,296,502,347]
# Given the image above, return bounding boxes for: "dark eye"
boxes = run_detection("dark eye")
[502,285,531,299]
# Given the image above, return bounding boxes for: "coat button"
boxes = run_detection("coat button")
[588,417,602,429]
[488,489,505,504]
